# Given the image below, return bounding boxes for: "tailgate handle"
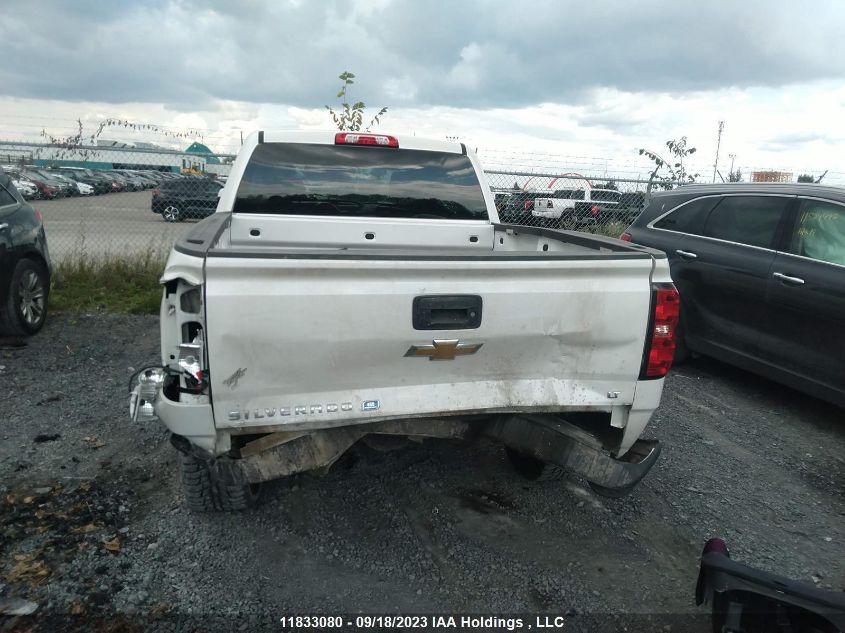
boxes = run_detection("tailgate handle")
[413,295,482,330]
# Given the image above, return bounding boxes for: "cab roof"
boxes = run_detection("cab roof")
[255,130,466,154]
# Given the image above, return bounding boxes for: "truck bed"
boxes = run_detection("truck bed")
[169,214,665,435]
[174,212,659,260]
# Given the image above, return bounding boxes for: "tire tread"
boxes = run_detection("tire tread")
[179,452,259,512]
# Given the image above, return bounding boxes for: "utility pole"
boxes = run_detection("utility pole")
[240,130,243,146]
[728,153,736,174]
[712,120,725,183]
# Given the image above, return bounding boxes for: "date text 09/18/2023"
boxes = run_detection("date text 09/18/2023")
[278,615,571,630]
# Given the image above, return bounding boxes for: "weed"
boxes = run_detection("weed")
[50,250,166,315]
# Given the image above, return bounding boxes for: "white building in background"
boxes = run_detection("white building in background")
[0,140,234,176]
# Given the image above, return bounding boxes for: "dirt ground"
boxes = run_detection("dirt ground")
[1,314,843,632]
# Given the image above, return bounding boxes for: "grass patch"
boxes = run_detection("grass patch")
[582,220,629,239]
[50,250,166,315]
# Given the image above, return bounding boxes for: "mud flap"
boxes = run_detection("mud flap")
[484,415,661,492]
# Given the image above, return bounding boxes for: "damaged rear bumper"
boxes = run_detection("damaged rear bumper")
[187,414,660,495]
[487,415,661,493]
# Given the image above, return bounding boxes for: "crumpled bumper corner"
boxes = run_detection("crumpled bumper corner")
[485,414,661,493]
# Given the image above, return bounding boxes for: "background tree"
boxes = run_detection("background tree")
[797,173,815,183]
[639,137,699,192]
[598,180,618,191]
[325,71,388,132]
[728,168,743,182]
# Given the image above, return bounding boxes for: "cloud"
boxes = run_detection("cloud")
[762,131,826,147]
[3,1,845,180]
[3,0,845,109]
[4,81,845,182]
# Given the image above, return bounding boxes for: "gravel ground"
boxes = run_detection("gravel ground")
[0,314,843,632]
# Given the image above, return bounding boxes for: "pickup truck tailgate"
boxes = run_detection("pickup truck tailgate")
[204,253,654,429]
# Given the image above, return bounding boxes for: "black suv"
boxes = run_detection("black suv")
[0,170,51,337]
[624,183,845,407]
[151,177,223,222]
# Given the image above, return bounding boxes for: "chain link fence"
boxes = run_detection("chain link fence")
[485,170,648,238]
[1,141,234,263]
[4,139,843,262]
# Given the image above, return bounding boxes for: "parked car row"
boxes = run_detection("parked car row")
[0,165,189,200]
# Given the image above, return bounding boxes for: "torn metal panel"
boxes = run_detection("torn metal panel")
[216,415,659,494]
[225,418,476,484]
[483,414,660,491]
[239,430,308,458]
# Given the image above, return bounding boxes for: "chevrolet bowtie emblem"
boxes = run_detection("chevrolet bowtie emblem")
[404,339,483,361]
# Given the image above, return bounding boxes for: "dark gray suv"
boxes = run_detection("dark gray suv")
[0,170,52,337]
[624,183,845,407]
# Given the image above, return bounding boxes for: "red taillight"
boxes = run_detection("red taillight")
[335,132,398,148]
[642,283,680,379]
[524,200,533,210]
[590,204,599,215]
[620,232,632,241]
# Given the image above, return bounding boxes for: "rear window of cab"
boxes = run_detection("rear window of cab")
[233,143,489,221]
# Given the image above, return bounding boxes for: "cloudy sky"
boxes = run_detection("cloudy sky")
[2,0,845,181]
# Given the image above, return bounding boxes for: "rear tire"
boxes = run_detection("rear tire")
[180,452,261,512]
[505,447,566,482]
[0,258,49,337]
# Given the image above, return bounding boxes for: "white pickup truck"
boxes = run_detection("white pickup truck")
[531,188,622,227]
[130,130,679,511]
